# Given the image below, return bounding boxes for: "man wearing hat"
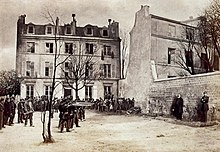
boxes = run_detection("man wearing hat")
[198,91,209,122]
[24,97,34,127]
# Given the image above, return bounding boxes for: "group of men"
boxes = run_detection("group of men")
[58,96,85,133]
[0,96,35,130]
[171,91,209,122]
[92,97,135,113]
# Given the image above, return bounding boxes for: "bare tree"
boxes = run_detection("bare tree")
[120,29,129,79]
[61,43,102,100]
[202,0,220,57]
[175,26,197,75]
[40,9,70,143]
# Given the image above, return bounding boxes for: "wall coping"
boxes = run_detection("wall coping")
[153,71,220,83]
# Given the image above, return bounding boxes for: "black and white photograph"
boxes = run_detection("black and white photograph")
[0,0,220,151]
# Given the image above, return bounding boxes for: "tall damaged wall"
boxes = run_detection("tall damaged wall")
[143,72,220,121]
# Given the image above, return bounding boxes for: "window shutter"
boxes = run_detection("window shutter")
[100,64,104,77]
[50,63,53,77]
[112,64,115,78]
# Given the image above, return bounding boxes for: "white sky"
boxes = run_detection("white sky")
[0,0,210,70]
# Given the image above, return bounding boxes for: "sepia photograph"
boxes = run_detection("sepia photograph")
[0,0,220,151]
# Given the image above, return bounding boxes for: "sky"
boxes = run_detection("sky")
[0,0,210,70]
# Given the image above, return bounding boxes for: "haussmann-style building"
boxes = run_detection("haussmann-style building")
[16,14,121,100]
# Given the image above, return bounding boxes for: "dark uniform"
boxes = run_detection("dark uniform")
[9,97,16,125]
[17,100,25,123]
[198,93,209,122]
[24,98,34,127]
[3,98,11,126]
[0,98,4,130]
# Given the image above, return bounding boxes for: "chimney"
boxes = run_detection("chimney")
[72,14,76,35]
[108,19,112,25]
[19,14,26,24]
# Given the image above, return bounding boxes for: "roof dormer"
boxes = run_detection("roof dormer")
[45,24,54,35]
[27,23,35,34]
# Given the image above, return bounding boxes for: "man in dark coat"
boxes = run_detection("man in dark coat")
[0,98,4,130]
[9,96,16,126]
[171,94,184,120]
[17,99,25,123]
[197,91,209,122]
[3,97,11,126]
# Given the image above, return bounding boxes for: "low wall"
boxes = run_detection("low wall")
[140,72,220,121]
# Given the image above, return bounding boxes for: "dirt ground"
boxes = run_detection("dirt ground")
[1,110,220,152]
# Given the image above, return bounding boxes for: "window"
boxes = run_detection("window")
[104,45,112,56]
[168,48,175,64]
[45,62,53,77]
[66,26,71,35]
[85,64,93,77]
[85,86,93,99]
[46,43,53,53]
[45,85,52,99]
[201,53,208,69]
[26,61,34,77]
[186,28,194,40]
[64,62,69,77]
[104,86,112,96]
[28,26,34,34]
[103,29,109,37]
[86,27,92,35]
[168,25,176,37]
[27,42,35,53]
[46,26,52,34]
[185,50,193,67]
[26,85,34,98]
[85,43,94,54]
[65,43,73,54]
[103,64,111,78]
[214,55,219,70]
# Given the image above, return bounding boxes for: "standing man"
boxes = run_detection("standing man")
[198,91,209,122]
[0,98,4,130]
[171,94,184,120]
[24,97,34,127]
[17,99,25,123]
[3,96,11,126]
[9,96,16,126]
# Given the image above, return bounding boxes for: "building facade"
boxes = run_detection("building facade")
[125,5,220,102]
[16,14,121,100]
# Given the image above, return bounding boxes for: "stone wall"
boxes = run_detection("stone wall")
[139,72,220,121]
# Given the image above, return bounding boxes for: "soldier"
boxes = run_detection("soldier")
[24,97,35,127]
[0,98,4,130]
[18,99,25,123]
[3,97,11,126]
[9,96,16,125]
[59,103,70,132]
[197,91,209,122]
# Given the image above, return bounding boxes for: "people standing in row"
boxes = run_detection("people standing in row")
[171,94,184,120]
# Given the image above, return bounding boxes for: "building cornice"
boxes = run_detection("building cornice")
[21,34,120,42]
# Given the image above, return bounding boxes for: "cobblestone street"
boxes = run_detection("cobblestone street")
[1,110,220,152]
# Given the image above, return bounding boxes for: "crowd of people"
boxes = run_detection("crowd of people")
[0,91,210,132]
[0,95,34,130]
[91,96,135,113]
